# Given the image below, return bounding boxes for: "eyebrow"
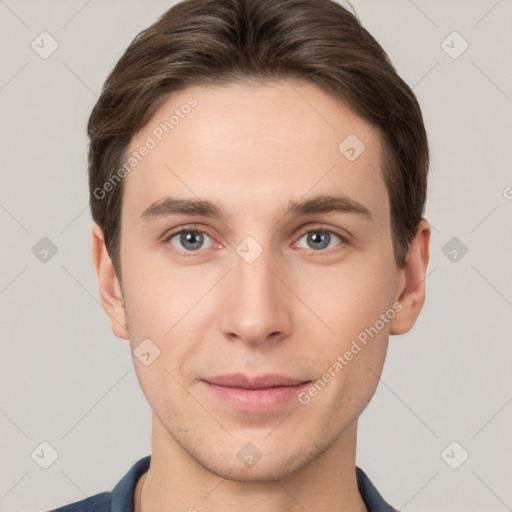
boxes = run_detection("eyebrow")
[140,194,371,222]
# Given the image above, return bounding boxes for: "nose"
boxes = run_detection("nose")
[219,245,292,348]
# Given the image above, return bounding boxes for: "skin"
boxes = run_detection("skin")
[92,79,430,512]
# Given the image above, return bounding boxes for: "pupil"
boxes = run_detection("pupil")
[182,231,203,250]
[309,232,329,250]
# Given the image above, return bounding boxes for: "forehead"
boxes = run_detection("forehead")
[121,79,388,226]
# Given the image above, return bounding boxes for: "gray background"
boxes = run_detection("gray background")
[1,1,511,511]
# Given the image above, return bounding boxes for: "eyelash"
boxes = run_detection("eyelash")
[162,224,350,256]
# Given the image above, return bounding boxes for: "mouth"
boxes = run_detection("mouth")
[200,373,311,412]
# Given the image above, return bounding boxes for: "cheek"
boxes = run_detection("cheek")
[121,249,217,386]
[292,255,396,406]
[296,257,396,339]
[121,244,205,334]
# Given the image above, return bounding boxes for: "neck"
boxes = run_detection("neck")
[134,414,367,512]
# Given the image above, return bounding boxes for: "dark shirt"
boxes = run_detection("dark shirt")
[49,455,398,511]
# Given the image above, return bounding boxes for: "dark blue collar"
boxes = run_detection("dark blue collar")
[109,455,397,512]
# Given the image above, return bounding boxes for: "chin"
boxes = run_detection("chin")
[195,444,317,484]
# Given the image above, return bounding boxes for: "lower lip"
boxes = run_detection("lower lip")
[202,381,310,412]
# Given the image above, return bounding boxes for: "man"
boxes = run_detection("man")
[51,0,430,510]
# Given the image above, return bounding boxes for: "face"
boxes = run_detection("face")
[95,79,422,482]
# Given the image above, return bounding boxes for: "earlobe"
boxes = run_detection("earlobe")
[91,222,130,340]
[389,220,431,335]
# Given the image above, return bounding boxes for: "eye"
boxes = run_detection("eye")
[295,229,345,251]
[164,226,347,255]
[166,228,214,252]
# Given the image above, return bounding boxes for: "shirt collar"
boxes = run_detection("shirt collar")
[111,455,150,512]
[111,456,397,512]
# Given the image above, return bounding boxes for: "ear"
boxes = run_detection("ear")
[91,222,129,340]
[389,220,431,335]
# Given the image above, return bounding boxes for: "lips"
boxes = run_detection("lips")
[202,373,309,389]
[201,373,311,412]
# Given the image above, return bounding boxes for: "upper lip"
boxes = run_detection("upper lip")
[202,374,310,389]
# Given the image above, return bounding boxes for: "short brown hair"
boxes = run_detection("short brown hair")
[88,0,429,278]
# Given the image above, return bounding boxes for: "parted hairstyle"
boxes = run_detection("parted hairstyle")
[88,0,429,279]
